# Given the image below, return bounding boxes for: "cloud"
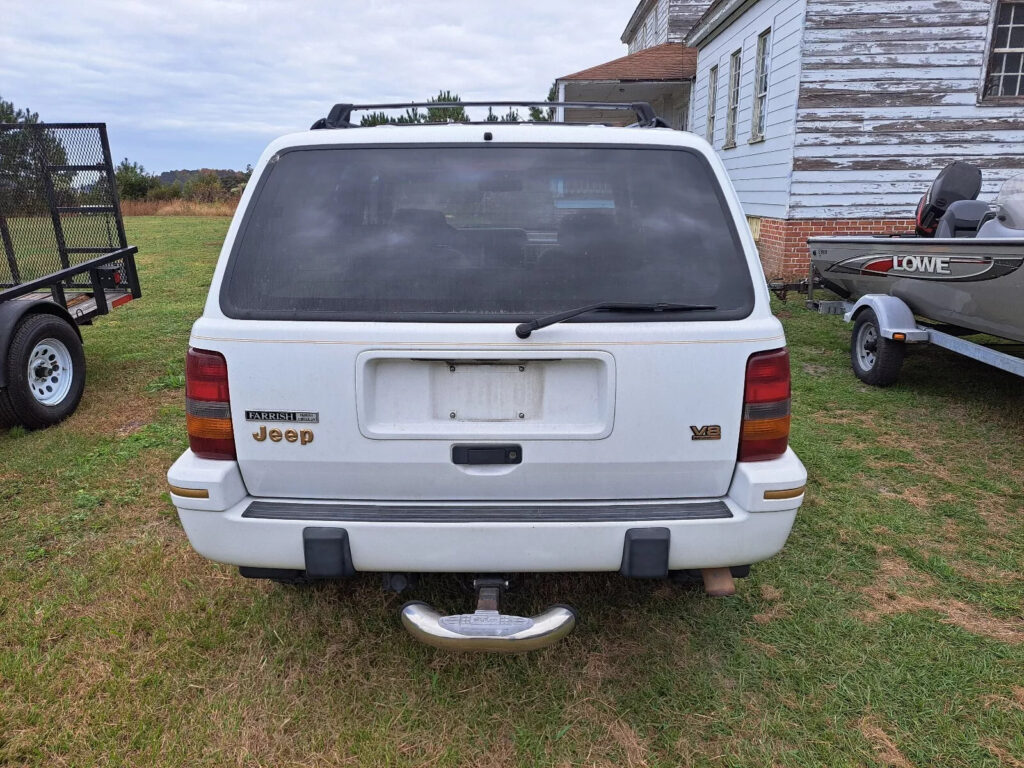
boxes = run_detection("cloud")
[1,0,629,171]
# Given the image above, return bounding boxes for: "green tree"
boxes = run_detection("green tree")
[485,107,499,123]
[425,90,468,124]
[0,94,39,124]
[529,82,558,122]
[0,94,69,218]
[114,158,157,200]
[360,111,393,127]
[183,170,226,203]
[499,108,521,123]
[395,107,424,124]
[146,181,182,202]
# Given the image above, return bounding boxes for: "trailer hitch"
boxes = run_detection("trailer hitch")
[400,577,577,653]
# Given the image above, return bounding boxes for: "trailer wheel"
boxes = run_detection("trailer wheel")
[3,314,86,429]
[0,390,17,429]
[851,309,905,387]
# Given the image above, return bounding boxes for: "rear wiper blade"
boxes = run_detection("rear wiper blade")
[515,302,717,338]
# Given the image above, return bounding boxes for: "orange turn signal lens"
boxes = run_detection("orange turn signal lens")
[186,413,234,440]
[740,414,791,441]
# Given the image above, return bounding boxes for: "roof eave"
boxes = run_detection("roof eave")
[620,0,658,43]
[558,77,691,85]
[685,0,759,48]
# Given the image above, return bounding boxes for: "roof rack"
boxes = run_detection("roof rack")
[310,101,669,130]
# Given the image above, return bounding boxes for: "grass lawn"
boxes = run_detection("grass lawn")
[1,216,1022,767]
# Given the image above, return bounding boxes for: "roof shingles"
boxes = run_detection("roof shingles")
[558,43,697,82]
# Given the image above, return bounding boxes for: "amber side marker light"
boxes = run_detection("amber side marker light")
[169,485,210,499]
[764,486,805,500]
[892,332,907,341]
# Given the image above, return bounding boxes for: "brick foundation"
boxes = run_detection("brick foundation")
[753,217,916,279]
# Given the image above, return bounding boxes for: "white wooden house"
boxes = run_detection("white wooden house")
[557,0,1024,276]
[687,0,1024,276]
[555,1,711,129]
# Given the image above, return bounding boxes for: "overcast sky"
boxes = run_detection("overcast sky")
[2,0,630,173]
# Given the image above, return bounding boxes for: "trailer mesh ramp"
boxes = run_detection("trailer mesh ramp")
[0,123,128,291]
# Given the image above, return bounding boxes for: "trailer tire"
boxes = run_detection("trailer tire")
[0,390,18,429]
[851,309,905,387]
[3,314,86,429]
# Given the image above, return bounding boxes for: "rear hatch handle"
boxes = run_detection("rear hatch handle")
[515,302,717,338]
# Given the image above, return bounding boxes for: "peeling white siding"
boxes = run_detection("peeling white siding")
[627,0,710,51]
[791,0,1018,219]
[689,0,808,218]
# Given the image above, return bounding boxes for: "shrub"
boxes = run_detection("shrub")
[146,182,182,202]
[182,171,226,203]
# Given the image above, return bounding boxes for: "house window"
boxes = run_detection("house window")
[724,49,741,148]
[986,1,1024,99]
[706,65,719,143]
[751,29,771,140]
[645,16,654,48]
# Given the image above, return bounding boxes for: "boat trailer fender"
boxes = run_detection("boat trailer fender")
[843,295,929,342]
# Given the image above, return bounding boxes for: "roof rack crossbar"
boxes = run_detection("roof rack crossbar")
[310,101,668,130]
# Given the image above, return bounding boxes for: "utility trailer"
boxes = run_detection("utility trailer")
[0,123,141,429]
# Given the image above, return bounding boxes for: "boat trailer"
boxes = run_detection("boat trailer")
[769,274,1024,385]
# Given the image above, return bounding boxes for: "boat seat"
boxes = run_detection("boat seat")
[935,200,991,238]
[977,216,1024,239]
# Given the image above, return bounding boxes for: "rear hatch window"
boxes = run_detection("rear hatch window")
[221,145,754,321]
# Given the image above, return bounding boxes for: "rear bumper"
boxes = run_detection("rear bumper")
[168,449,806,573]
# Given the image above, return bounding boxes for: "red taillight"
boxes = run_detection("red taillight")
[739,348,790,462]
[186,347,236,460]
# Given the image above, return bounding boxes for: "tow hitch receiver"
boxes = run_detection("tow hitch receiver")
[400,577,577,652]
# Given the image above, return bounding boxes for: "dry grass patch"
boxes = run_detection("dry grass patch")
[121,200,237,216]
[858,716,915,768]
[859,555,1024,644]
[981,687,1024,712]
[985,742,1024,768]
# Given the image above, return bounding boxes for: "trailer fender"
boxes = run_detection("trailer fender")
[843,295,928,341]
[0,299,82,389]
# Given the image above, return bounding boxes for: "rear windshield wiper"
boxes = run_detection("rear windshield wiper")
[515,302,718,338]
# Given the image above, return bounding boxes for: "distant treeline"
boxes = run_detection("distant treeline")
[115,160,252,203]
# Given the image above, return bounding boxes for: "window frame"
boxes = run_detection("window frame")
[706,65,719,143]
[750,28,771,142]
[724,49,742,149]
[983,0,1024,103]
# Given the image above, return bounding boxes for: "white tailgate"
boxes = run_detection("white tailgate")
[193,317,785,502]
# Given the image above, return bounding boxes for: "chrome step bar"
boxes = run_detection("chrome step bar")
[399,577,577,652]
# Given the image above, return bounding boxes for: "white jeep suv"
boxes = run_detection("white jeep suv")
[168,102,806,651]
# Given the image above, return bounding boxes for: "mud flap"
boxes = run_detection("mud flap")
[302,527,355,579]
[620,527,671,578]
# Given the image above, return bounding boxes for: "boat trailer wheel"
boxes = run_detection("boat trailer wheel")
[850,308,905,388]
[855,322,878,370]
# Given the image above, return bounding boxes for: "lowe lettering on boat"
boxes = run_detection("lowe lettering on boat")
[830,254,1023,283]
[893,255,951,275]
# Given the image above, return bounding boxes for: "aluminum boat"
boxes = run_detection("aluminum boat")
[809,167,1024,344]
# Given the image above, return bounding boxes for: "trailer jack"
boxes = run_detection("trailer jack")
[400,577,577,653]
